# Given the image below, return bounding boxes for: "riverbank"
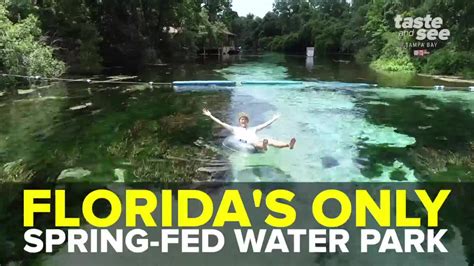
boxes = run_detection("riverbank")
[417,74,474,85]
[367,56,474,86]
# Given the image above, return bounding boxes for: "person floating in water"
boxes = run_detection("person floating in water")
[202,108,296,151]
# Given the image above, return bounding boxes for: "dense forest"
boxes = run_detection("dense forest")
[0,0,473,78]
[231,0,473,77]
[0,0,239,76]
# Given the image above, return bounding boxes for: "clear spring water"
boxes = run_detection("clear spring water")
[2,54,474,265]
[0,54,473,183]
[216,59,473,182]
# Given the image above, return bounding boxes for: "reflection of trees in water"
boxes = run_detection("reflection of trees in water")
[0,84,82,264]
[0,84,68,180]
[1,93,62,156]
[374,71,417,87]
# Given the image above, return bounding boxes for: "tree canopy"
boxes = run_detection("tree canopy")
[230,0,472,76]
[0,0,472,77]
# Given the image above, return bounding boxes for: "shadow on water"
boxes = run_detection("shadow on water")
[320,156,340,169]
[283,54,471,87]
[236,165,292,182]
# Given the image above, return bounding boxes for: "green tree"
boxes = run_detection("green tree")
[37,0,102,74]
[0,3,65,78]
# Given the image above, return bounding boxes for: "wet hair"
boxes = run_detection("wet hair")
[238,112,249,122]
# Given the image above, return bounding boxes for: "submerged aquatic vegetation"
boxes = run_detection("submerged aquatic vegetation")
[51,146,82,168]
[0,160,34,183]
[107,117,225,182]
[359,90,474,181]
[159,113,198,135]
[0,160,35,232]
[409,147,474,180]
[132,159,196,183]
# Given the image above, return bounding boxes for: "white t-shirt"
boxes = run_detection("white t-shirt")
[232,126,259,143]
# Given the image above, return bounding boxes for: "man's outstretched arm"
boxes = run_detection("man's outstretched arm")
[202,108,234,131]
[255,114,280,132]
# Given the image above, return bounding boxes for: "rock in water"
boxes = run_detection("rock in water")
[321,156,340,169]
[114,168,126,182]
[57,168,91,181]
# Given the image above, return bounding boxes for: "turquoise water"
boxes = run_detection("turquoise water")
[218,64,414,182]
[0,54,473,183]
[213,58,474,182]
